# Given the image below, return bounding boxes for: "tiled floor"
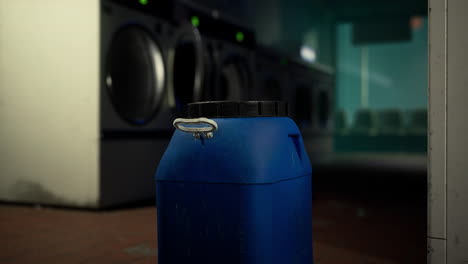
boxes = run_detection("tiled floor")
[0,205,158,264]
[0,171,426,264]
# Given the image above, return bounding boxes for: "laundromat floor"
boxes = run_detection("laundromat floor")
[0,186,425,264]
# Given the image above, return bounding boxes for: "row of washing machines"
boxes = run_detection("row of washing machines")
[99,0,334,206]
[102,0,333,135]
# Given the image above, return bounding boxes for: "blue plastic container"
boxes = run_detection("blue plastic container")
[155,101,313,264]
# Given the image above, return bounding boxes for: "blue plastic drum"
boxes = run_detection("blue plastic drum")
[156,101,313,264]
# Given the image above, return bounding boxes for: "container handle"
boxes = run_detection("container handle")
[173,118,218,139]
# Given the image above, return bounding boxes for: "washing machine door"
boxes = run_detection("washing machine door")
[260,76,282,100]
[105,26,165,125]
[294,83,314,128]
[169,25,207,110]
[217,54,251,101]
[318,89,330,129]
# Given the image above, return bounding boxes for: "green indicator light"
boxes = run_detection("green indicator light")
[280,58,288,65]
[139,0,148,5]
[191,16,200,27]
[235,31,244,42]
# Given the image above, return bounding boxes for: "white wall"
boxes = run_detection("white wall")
[0,0,100,207]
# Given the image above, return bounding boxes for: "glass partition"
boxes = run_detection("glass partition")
[335,17,428,153]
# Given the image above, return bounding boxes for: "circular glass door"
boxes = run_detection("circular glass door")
[261,77,282,100]
[105,26,165,125]
[217,55,250,101]
[295,84,314,128]
[318,90,330,128]
[170,25,205,110]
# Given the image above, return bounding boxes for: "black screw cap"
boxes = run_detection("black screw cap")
[186,101,289,118]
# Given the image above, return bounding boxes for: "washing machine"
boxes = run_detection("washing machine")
[288,59,335,162]
[288,59,334,133]
[252,45,291,104]
[100,0,180,207]
[101,0,177,132]
[172,2,256,103]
